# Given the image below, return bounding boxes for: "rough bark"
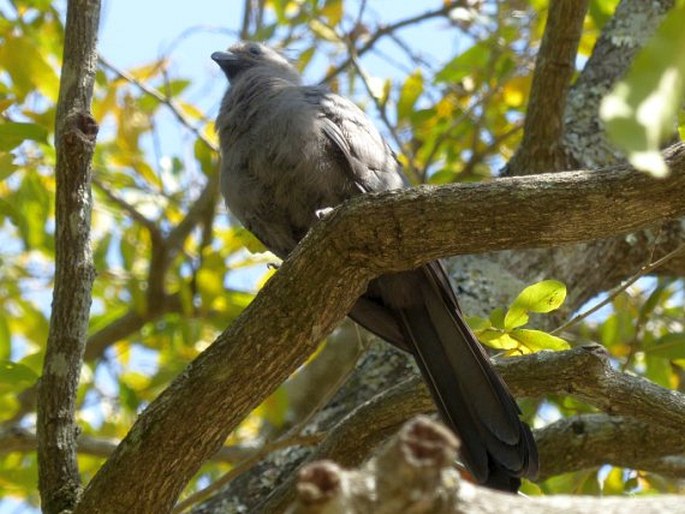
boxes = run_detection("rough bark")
[504,0,588,175]
[502,0,680,311]
[73,151,685,514]
[255,344,685,513]
[190,3,684,510]
[287,416,685,514]
[535,414,685,480]
[36,1,101,513]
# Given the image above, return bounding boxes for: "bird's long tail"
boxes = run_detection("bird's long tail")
[350,262,538,491]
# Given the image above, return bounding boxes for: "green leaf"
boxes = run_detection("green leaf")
[426,168,458,185]
[503,306,529,330]
[466,315,491,333]
[504,280,566,329]
[479,330,519,351]
[0,316,9,361]
[0,360,39,393]
[511,329,570,353]
[0,151,18,180]
[436,42,490,83]
[511,279,567,313]
[644,353,672,388]
[0,122,49,151]
[397,70,424,122]
[588,0,620,30]
[600,313,619,347]
[488,307,506,329]
[8,172,51,250]
[600,4,685,176]
[645,333,685,359]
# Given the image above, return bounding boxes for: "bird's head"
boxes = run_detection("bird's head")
[211,41,300,85]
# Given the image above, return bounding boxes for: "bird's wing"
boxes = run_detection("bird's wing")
[310,89,408,193]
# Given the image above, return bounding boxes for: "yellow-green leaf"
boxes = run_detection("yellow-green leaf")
[321,0,343,25]
[0,360,39,393]
[510,279,567,314]
[511,328,570,353]
[397,70,424,122]
[645,333,685,359]
[0,122,49,151]
[309,18,339,42]
[235,226,268,254]
[0,35,60,101]
[503,306,529,330]
[479,330,519,350]
[466,315,491,333]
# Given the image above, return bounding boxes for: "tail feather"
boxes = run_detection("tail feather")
[349,261,538,491]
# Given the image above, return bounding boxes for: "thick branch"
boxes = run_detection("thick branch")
[76,151,685,514]
[1,425,277,465]
[36,1,101,513]
[506,0,588,175]
[535,414,685,480]
[259,345,685,512]
[495,0,680,320]
[565,0,675,167]
[288,417,685,514]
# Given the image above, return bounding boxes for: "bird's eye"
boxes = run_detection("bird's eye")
[248,45,262,56]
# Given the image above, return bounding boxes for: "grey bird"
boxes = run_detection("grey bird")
[212,41,538,491]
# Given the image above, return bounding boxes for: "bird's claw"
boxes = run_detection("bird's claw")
[315,207,334,220]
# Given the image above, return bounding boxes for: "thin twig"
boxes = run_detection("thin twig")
[347,52,406,156]
[353,0,368,30]
[171,433,324,513]
[240,0,252,40]
[321,1,465,83]
[92,177,161,237]
[552,243,685,335]
[621,228,664,370]
[98,55,217,152]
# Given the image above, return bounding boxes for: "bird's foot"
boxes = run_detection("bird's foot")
[315,207,334,220]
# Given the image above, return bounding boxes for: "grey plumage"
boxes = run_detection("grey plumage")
[213,41,538,491]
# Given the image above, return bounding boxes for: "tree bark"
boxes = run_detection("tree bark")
[287,416,685,514]
[75,149,685,514]
[36,1,101,513]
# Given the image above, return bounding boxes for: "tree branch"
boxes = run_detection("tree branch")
[565,0,675,168]
[287,417,685,514]
[258,345,685,512]
[36,1,101,513]
[501,0,679,316]
[0,425,317,469]
[505,0,588,175]
[75,146,685,514]
[321,1,466,83]
[535,413,685,480]
[98,55,217,152]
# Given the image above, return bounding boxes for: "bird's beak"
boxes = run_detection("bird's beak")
[211,51,240,80]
